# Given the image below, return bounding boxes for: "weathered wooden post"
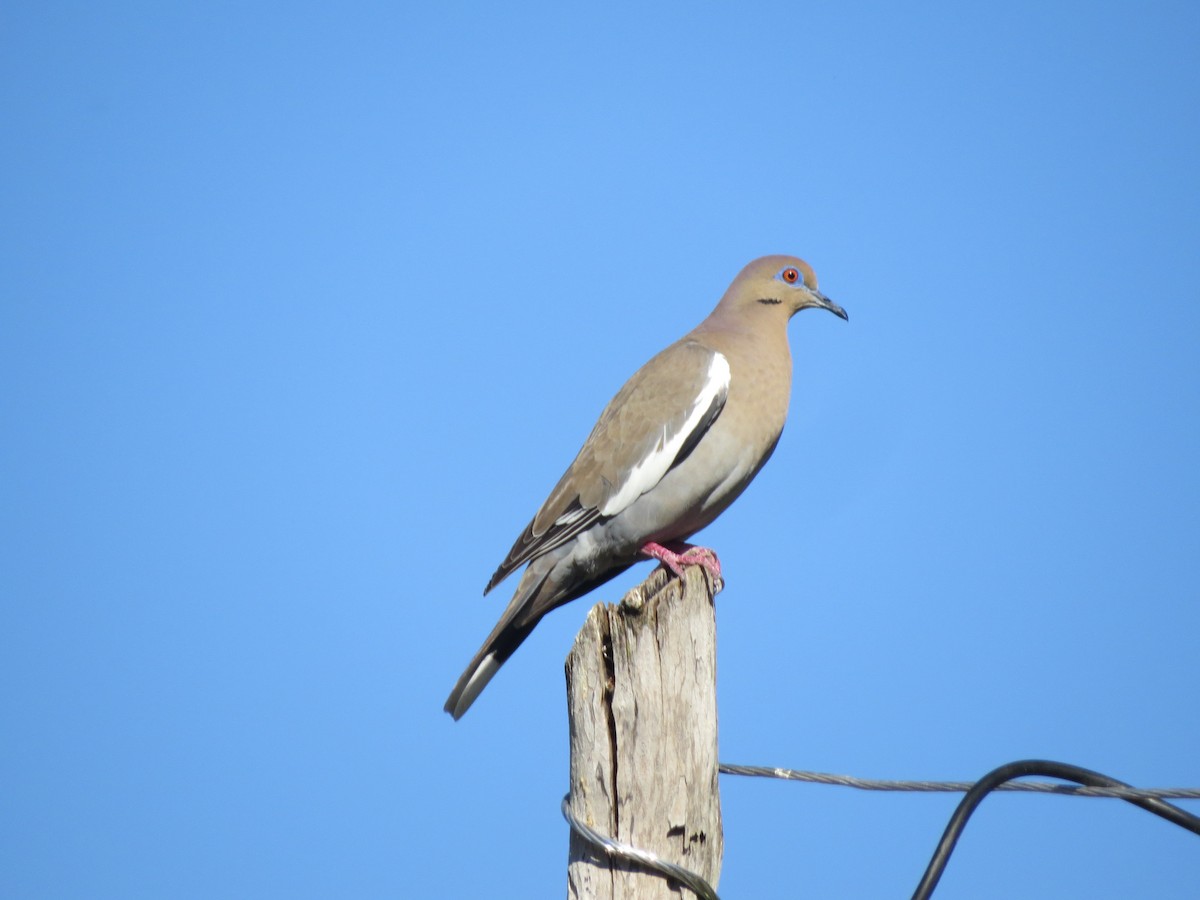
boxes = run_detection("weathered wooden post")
[565,565,723,899]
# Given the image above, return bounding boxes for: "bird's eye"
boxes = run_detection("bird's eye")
[781,267,801,284]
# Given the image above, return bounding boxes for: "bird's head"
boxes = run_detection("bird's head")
[724,254,848,322]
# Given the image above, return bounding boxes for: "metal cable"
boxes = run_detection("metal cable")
[561,765,1199,900]
[908,759,1200,900]
[719,763,1200,800]
[561,795,721,900]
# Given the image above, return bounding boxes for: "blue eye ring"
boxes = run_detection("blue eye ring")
[778,266,802,285]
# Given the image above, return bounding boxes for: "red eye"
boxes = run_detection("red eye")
[782,267,800,284]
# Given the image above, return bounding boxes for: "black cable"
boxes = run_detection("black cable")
[912,759,1200,900]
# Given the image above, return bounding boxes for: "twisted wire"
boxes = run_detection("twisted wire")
[561,763,1200,899]
[718,763,1200,800]
[561,796,720,900]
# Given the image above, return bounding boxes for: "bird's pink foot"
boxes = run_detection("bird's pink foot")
[640,541,723,583]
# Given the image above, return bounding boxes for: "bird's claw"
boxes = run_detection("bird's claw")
[640,541,723,584]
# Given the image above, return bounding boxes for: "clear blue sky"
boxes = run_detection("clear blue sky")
[3,2,1198,897]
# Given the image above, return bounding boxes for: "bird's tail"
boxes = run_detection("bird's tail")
[444,557,634,720]
[443,562,552,720]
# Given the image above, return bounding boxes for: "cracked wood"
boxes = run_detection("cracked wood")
[566,565,723,899]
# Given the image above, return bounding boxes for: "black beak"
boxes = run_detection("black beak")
[813,290,848,321]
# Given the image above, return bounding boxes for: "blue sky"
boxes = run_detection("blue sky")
[3,2,1198,897]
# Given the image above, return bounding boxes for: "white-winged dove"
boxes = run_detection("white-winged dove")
[445,255,846,719]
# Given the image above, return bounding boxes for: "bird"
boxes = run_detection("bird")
[444,254,847,719]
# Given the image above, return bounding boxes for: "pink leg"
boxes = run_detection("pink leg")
[640,541,723,583]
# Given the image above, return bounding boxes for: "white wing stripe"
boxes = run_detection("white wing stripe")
[554,506,590,527]
[599,352,730,517]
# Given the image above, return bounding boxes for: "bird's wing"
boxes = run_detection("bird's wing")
[485,339,729,593]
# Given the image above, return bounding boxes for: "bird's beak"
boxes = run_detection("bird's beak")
[811,289,848,321]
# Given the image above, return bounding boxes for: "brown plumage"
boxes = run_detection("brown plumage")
[445,255,847,719]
